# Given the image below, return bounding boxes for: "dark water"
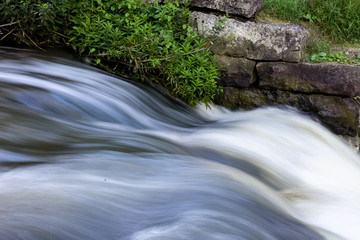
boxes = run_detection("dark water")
[0,47,359,240]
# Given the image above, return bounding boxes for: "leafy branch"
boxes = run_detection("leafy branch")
[141,48,206,63]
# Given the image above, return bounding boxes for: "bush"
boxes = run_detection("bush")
[0,0,221,105]
[0,0,74,46]
[68,0,221,105]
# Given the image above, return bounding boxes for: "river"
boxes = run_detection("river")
[0,47,359,240]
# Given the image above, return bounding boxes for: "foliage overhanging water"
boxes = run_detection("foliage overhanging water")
[0,47,359,240]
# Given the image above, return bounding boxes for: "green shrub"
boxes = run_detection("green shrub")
[0,0,221,105]
[67,0,221,105]
[0,0,74,46]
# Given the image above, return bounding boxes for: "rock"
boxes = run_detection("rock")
[215,88,359,136]
[191,12,308,62]
[339,135,360,151]
[257,62,360,97]
[152,0,263,18]
[189,0,264,18]
[276,92,359,136]
[214,87,276,110]
[215,56,256,87]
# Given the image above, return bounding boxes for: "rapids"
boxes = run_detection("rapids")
[0,47,359,240]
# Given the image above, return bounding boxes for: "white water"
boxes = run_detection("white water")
[0,47,359,240]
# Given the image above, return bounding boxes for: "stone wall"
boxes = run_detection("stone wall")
[187,0,360,148]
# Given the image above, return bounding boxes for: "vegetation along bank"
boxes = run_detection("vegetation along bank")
[0,0,222,105]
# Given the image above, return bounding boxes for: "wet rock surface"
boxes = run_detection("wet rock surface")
[215,88,359,136]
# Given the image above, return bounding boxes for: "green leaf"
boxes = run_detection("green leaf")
[69,36,77,42]
[318,52,327,58]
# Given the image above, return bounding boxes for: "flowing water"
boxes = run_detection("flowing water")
[0,47,359,240]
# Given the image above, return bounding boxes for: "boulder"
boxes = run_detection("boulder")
[191,12,308,62]
[215,56,256,87]
[215,88,359,136]
[257,62,360,97]
[189,0,264,18]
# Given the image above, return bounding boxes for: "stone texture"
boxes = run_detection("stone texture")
[339,135,360,151]
[191,12,308,62]
[215,56,256,87]
[214,87,276,110]
[152,0,263,18]
[189,0,264,18]
[257,62,360,97]
[215,88,359,136]
[276,92,359,136]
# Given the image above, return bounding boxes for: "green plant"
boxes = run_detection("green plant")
[67,0,221,105]
[0,0,74,46]
[310,51,327,62]
[309,50,360,66]
[302,12,318,24]
[0,0,222,106]
[305,40,329,61]
[324,52,347,63]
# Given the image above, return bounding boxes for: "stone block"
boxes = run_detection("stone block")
[152,0,263,18]
[215,56,256,87]
[191,12,308,62]
[276,92,359,136]
[189,0,264,18]
[214,87,276,110]
[215,88,359,136]
[257,62,360,97]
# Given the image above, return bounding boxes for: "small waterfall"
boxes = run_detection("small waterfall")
[0,47,359,240]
